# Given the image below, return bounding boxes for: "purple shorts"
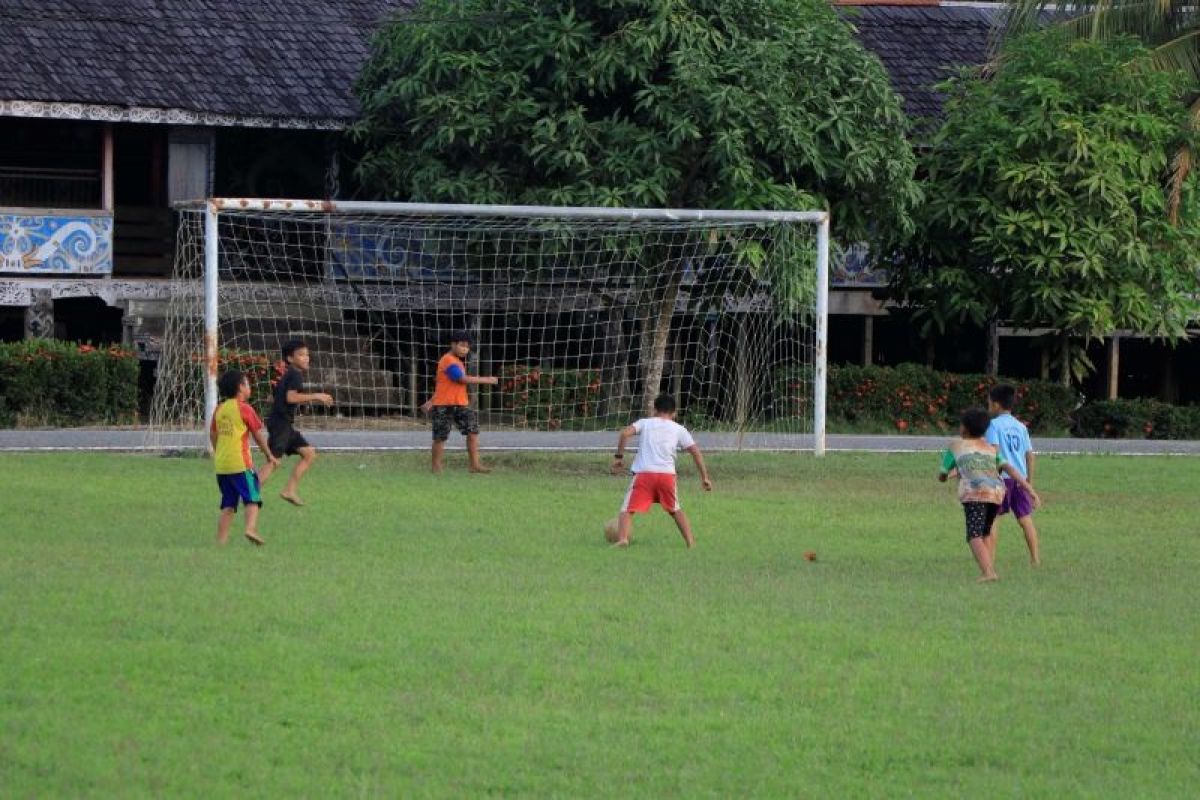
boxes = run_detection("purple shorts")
[1000,478,1034,519]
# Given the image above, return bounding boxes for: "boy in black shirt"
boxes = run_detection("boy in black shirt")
[259,339,333,506]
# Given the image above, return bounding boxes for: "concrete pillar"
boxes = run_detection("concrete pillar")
[24,289,53,339]
[1106,335,1120,400]
[862,316,874,366]
[102,123,114,212]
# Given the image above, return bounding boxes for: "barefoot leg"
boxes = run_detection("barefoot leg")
[670,509,695,549]
[1017,514,1040,565]
[467,433,491,473]
[216,507,235,545]
[281,446,316,504]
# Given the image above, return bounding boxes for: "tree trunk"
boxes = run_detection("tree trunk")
[734,315,751,428]
[640,274,681,416]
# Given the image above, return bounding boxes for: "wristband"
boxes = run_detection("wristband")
[614,453,624,459]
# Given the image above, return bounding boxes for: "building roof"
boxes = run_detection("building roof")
[0,1,999,131]
[846,4,1002,132]
[0,0,411,128]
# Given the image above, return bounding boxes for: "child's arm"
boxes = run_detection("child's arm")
[253,427,280,468]
[937,449,956,482]
[611,424,637,475]
[208,419,218,451]
[462,375,498,386]
[685,445,714,491]
[1026,451,1037,486]
[286,388,334,407]
[1001,462,1041,507]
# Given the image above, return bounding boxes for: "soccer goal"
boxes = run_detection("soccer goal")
[149,199,829,453]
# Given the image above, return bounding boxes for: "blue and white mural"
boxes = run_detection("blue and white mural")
[0,213,113,274]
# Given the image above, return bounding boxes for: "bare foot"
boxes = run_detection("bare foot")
[244,530,265,546]
[1031,559,1041,567]
[280,492,304,507]
[611,540,630,549]
[469,465,492,474]
[977,574,999,583]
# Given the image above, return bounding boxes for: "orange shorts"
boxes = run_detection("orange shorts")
[621,472,680,514]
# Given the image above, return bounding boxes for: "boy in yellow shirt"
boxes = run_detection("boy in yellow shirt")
[210,369,279,545]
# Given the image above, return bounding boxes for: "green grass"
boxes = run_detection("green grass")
[1,451,1197,797]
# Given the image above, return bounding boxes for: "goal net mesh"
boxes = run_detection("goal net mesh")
[149,204,823,450]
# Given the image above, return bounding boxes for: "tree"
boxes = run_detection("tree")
[1002,1,1200,222]
[890,31,1200,385]
[352,0,919,412]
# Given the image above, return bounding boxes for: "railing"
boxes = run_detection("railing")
[0,165,102,210]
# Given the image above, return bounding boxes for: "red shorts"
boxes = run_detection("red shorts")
[621,472,680,513]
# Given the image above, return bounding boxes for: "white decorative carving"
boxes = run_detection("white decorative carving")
[0,99,347,131]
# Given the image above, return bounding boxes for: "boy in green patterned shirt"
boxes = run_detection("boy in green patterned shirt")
[939,408,1041,582]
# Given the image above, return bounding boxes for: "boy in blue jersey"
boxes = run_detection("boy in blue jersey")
[986,384,1041,566]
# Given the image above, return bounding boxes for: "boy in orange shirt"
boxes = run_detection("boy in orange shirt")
[209,369,279,545]
[421,330,497,473]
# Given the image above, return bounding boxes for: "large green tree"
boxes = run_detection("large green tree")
[352,0,919,411]
[1002,1,1200,221]
[890,32,1200,384]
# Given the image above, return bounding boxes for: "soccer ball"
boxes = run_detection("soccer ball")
[603,517,621,543]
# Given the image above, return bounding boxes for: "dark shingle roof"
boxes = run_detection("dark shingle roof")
[846,4,1002,131]
[0,0,411,124]
[1,1,1003,130]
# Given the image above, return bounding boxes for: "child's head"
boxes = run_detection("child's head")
[988,384,1016,416]
[653,394,677,419]
[449,329,472,358]
[960,407,991,439]
[282,339,310,370]
[218,369,250,400]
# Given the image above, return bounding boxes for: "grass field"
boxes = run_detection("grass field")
[1,450,1197,797]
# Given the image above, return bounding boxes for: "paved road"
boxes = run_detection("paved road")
[1,428,1197,455]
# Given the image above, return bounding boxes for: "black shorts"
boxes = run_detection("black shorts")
[267,419,310,457]
[963,502,1000,542]
[431,405,479,441]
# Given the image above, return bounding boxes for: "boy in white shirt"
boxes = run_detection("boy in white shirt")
[610,394,713,548]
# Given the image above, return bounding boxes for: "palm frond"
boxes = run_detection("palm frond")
[1166,97,1200,224]
[1148,28,1200,83]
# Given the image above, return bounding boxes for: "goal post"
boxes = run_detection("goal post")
[152,198,830,454]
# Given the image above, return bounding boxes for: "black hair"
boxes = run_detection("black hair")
[989,383,1016,411]
[449,329,473,345]
[653,394,677,414]
[218,369,246,400]
[961,407,991,438]
[281,339,308,361]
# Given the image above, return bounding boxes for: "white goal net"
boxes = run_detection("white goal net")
[149,200,829,452]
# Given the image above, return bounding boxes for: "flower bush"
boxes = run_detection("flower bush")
[498,364,602,430]
[0,339,139,427]
[192,349,276,416]
[820,363,1077,434]
[1071,399,1200,440]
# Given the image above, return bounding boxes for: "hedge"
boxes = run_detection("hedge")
[826,363,1077,434]
[0,339,139,427]
[498,364,601,430]
[1071,399,1200,440]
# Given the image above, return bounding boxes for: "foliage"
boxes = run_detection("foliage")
[821,363,1077,434]
[1002,0,1200,221]
[191,349,276,418]
[890,31,1200,381]
[352,0,919,243]
[0,339,139,427]
[1071,398,1200,439]
[498,363,602,429]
